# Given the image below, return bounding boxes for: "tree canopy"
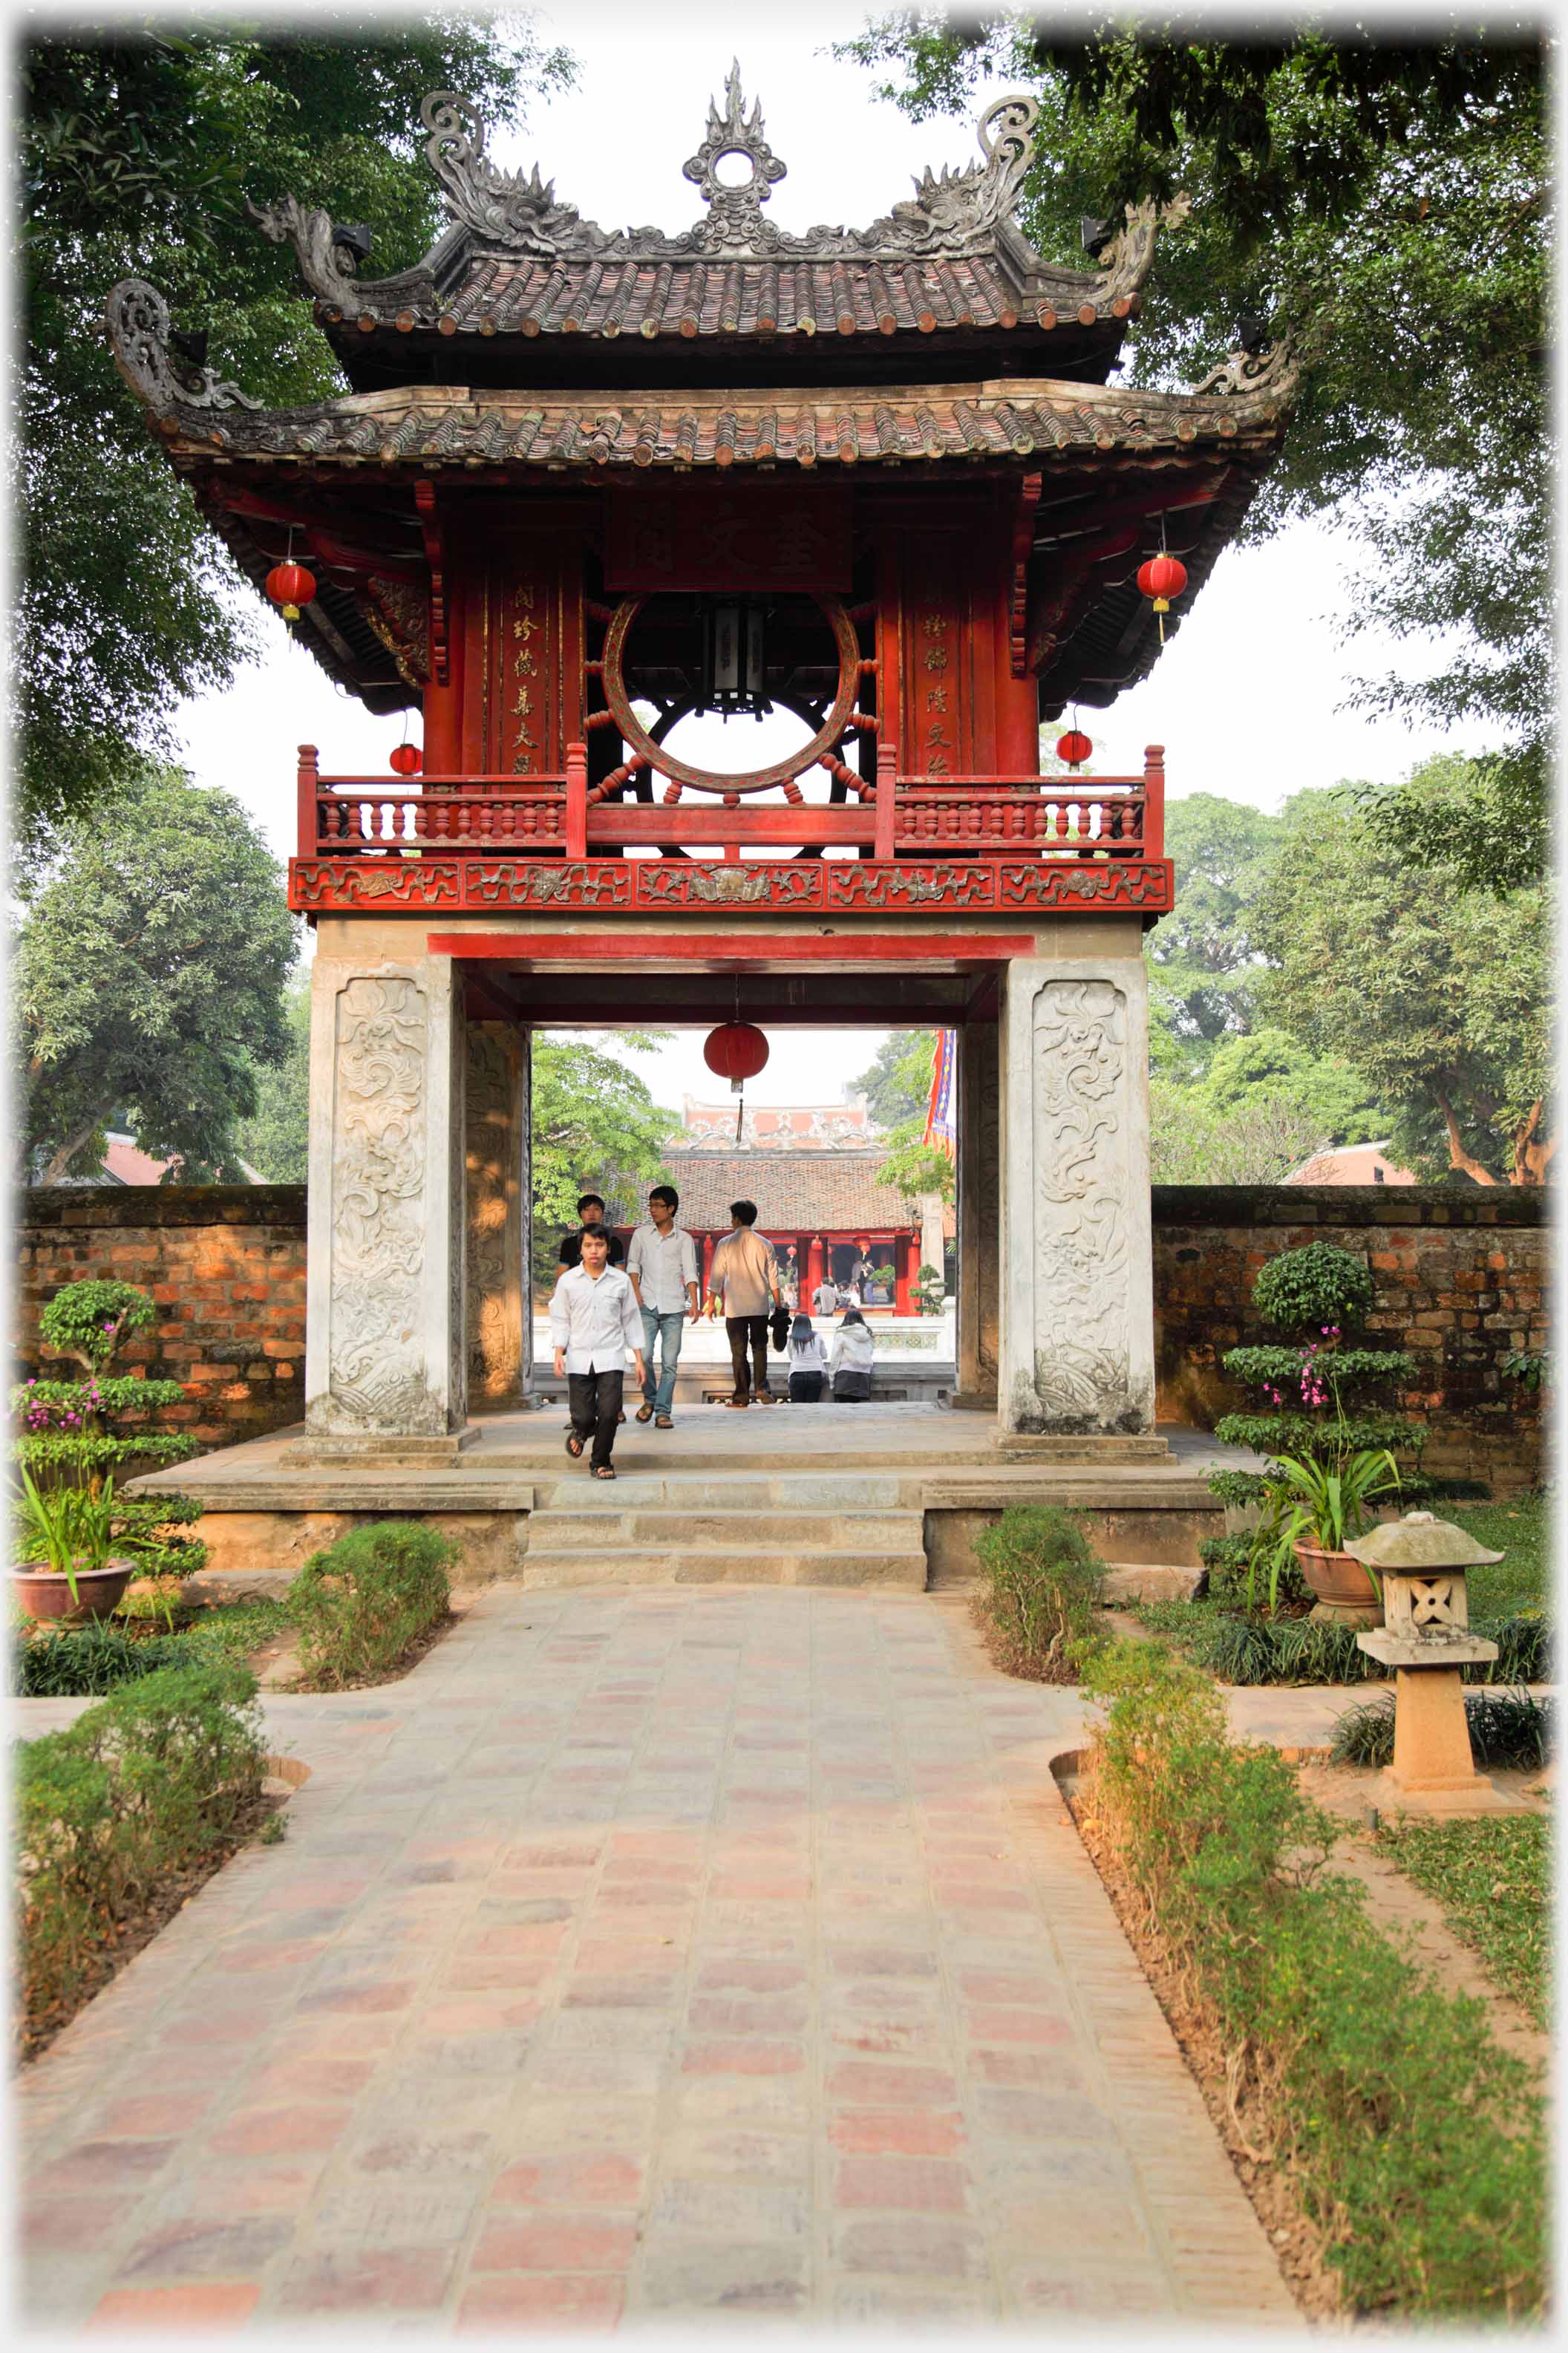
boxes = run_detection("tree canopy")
[1256,760,1550,1184]
[235,970,311,1184]
[843,12,1549,890]
[530,1035,676,1288]
[19,19,574,843]
[14,764,298,1183]
[854,1028,939,1127]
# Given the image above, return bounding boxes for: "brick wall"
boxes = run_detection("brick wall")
[16,1188,307,1448]
[14,1182,1549,1492]
[1152,1184,1548,1495]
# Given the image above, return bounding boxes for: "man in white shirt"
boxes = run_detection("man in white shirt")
[708,1198,781,1407]
[812,1274,840,1319]
[627,1184,699,1429]
[549,1227,645,1476]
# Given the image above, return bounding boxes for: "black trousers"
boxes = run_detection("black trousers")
[788,1370,824,1403]
[726,1314,771,1399]
[567,1367,624,1469]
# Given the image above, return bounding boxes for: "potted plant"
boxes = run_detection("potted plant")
[12,1278,209,1622]
[1251,1445,1402,1625]
[12,1466,136,1622]
[1206,1241,1427,1615]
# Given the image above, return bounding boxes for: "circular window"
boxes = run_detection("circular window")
[601,593,860,796]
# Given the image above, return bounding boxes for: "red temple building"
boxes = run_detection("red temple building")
[107,66,1294,1445]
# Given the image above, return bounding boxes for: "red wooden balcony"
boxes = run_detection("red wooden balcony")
[288,743,1172,920]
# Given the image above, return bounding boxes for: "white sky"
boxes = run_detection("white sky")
[170,0,1483,1114]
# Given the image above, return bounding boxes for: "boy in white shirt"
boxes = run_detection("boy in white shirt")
[549,1227,645,1477]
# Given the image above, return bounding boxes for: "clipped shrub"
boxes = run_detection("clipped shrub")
[1079,1638,1546,2319]
[1251,1241,1373,1337]
[1330,1687,1554,1772]
[972,1504,1104,1682]
[288,1520,456,1688]
[17,1659,265,2029]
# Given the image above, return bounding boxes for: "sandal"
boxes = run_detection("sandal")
[656,1414,673,1429]
[593,1465,617,1480]
[723,1397,749,1409]
[635,1403,655,1423]
[565,1432,585,1458]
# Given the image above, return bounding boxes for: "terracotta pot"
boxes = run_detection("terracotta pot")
[1293,1542,1384,1628]
[11,1557,137,1625]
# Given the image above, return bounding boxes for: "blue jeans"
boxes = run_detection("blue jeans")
[640,1308,686,1417]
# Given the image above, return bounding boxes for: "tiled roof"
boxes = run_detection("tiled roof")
[659,1150,918,1233]
[165,373,1293,473]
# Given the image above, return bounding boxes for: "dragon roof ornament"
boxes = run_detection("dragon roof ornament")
[104,279,261,416]
[402,66,1042,267]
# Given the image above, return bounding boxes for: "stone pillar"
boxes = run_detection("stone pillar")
[998,958,1155,1436]
[917,1192,947,1296]
[806,1236,824,1296]
[301,953,467,1455]
[465,1021,529,1409]
[954,1019,1000,1406]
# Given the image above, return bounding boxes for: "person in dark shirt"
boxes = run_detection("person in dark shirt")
[557,1193,625,1274]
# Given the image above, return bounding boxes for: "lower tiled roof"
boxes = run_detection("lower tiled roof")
[169,376,1288,472]
[658,1150,918,1233]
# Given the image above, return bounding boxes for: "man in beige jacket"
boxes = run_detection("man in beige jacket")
[708,1198,782,1408]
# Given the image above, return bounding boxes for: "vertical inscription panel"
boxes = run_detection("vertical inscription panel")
[457,515,584,777]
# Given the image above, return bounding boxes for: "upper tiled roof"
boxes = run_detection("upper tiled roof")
[241,69,1180,391]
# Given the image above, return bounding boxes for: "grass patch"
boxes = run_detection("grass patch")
[1375,1815,1552,2032]
[1329,1688,1552,1772]
[12,1599,293,1697]
[1075,1639,1546,2320]
[1448,1494,1550,1619]
[1134,1593,1549,1688]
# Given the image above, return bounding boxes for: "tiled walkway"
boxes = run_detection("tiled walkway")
[19,1588,1301,2329]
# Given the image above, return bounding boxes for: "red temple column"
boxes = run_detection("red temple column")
[895,1234,915,1317]
[806,1236,824,1298]
[701,1233,714,1297]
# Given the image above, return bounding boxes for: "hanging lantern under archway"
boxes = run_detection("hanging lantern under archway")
[1136,553,1188,644]
[1056,728,1093,770]
[390,742,422,777]
[265,560,317,623]
[704,1022,769,1091]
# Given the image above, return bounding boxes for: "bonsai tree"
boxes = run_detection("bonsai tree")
[1205,1241,1427,1604]
[915,1262,947,1316]
[13,1279,207,1585]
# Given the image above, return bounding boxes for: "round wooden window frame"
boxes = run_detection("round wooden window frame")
[600,593,860,796]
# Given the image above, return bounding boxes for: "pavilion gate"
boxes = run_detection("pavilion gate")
[106,66,1295,1458]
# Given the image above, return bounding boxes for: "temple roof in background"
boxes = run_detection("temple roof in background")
[659,1149,917,1231]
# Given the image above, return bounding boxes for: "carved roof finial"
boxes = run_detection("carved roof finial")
[682,60,788,252]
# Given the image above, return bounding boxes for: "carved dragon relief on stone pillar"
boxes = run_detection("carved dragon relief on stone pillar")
[1000,962,1155,1435]
[465,1022,529,1406]
[305,962,467,1442]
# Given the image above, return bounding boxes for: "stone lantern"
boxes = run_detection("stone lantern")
[1346,1510,1524,1817]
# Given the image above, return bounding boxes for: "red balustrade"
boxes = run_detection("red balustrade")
[293,743,1166,875]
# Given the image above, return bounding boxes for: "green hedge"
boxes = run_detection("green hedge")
[1079,1639,1546,2318]
[288,1521,455,1688]
[971,1504,1103,1683]
[17,1660,267,2031]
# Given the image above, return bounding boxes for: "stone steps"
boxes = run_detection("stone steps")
[520,1472,929,1589]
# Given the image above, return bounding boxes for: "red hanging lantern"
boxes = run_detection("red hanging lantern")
[1056,728,1093,770]
[264,561,317,623]
[703,1022,769,1091]
[389,743,422,777]
[1136,552,1188,645]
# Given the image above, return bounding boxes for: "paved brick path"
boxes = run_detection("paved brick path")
[19,1588,1300,2328]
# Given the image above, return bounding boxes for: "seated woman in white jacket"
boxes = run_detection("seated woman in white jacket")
[829,1307,875,1402]
[785,1313,830,1403]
